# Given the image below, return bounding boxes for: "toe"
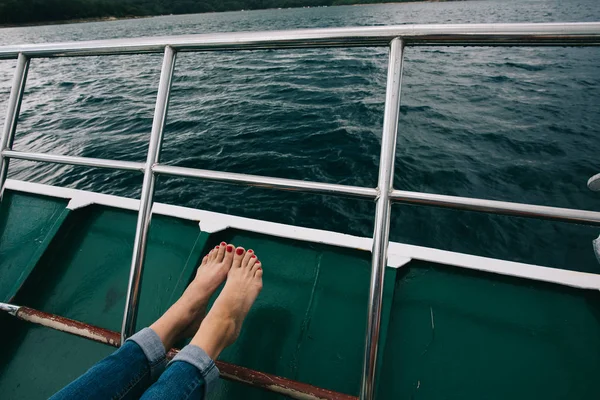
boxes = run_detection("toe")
[251,259,260,274]
[254,265,263,280]
[200,255,208,266]
[224,244,235,264]
[242,249,254,268]
[232,247,245,268]
[216,242,227,262]
[210,246,219,261]
[246,254,257,270]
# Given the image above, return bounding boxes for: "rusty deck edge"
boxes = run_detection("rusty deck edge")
[2,303,356,400]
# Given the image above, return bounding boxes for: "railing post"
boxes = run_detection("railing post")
[0,53,29,201]
[121,46,176,343]
[360,37,404,400]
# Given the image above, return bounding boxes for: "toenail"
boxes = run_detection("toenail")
[257,267,262,270]
[226,245,233,252]
[236,248,244,255]
[248,249,253,253]
[251,255,256,258]
[220,241,226,246]
[214,246,219,249]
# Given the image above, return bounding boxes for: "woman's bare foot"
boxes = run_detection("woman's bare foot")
[150,242,236,350]
[191,247,263,359]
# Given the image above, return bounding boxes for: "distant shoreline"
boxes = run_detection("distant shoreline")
[0,1,456,29]
[0,15,151,29]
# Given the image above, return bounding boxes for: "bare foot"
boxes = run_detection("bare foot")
[150,242,236,350]
[191,247,263,359]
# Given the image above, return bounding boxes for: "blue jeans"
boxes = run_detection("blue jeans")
[50,328,220,400]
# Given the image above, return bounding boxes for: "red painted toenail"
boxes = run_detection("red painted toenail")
[214,246,219,249]
[220,242,226,246]
[251,255,256,258]
[226,245,233,252]
[257,267,262,270]
[236,248,244,255]
[256,261,261,264]
[248,249,253,253]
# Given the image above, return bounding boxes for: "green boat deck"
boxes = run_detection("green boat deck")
[1,186,600,399]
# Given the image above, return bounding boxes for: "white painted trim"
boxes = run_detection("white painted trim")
[6,179,374,248]
[5,179,600,290]
[67,196,98,210]
[387,254,412,269]
[387,242,600,290]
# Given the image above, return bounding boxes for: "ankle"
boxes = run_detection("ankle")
[150,304,195,349]
[191,314,237,360]
[180,282,210,308]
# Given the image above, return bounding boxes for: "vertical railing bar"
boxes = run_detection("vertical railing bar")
[359,37,404,400]
[0,53,29,201]
[121,45,176,343]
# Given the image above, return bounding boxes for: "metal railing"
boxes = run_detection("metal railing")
[1,23,600,400]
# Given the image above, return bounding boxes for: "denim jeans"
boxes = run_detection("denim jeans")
[50,328,220,400]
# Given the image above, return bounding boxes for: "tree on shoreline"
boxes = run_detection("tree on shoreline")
[0,0,428,25]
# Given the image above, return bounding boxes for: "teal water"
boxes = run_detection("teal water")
[1,0,600,272]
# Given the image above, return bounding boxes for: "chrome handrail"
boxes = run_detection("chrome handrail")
[1,23,600,400]
[153,164,379,199]
[0,54,28,201]
[2,149,145,172]
[360,37,403,400]
[121,46,176,345]
[1,22,600,59]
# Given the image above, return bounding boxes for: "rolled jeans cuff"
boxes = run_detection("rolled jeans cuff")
[170,344,220,394]
[126,327,167,380]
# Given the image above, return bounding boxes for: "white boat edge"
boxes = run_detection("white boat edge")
[6,178,600,291]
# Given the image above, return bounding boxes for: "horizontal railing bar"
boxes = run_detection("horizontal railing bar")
[0,22,600,59]
[153,164,378,199]
[5,149,599,226]
[3,150,146,172]
[390,189,600,226]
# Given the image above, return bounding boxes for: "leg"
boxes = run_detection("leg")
[141,247,263,400]
[49,329,164,400]
[51,243,235,400]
